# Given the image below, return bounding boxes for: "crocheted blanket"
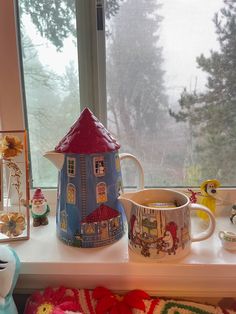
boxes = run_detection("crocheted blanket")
[24,286,236,314]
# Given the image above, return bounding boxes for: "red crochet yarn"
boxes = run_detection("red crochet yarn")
[92,286,151,314]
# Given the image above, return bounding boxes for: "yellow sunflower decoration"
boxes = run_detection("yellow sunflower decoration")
[0,212,25,237]
[36,302,54,314]
[0,135,23,159]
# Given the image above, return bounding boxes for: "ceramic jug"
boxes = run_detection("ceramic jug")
[119,188,216,261]
[44,108,144,248]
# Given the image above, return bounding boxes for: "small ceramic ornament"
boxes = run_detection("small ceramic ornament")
[0,245,20,314]
[219,231,236,251]
[31,188,50,227]
[230,204,236,224]
[197,179,220,220]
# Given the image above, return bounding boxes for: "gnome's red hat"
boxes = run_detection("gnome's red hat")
[32,188,45,200]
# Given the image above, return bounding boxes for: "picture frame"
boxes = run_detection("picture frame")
[0,130,30,242]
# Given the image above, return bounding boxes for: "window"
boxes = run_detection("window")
[2,0,236,191]
[67,158,76,177]
[67,183,76,204]
[93,156,105,177]
[106,0,236,187]
[14,0,106,188]
[60,210,68,232]
[96,182,107,203]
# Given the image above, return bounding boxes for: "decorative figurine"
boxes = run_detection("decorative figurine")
[218,230,236,251]
[197,179,220,220]
[31,188,50,227]
[230,204,236,224]
[0,245,20,314]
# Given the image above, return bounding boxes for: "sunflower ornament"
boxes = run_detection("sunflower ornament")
[0,212,25,237]
[0,135,23,159]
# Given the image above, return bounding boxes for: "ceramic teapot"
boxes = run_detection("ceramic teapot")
[119,188,216,261]
[44,108,144,248]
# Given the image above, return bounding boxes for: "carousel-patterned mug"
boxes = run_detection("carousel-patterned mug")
[119,189,216,261]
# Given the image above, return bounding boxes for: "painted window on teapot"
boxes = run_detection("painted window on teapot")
[110,216,120,230]
[93,156,105,177]
[96,182,107,203]
[67,183,76,204]
[100,221,109,240]
[67,157,76,177]
[83,223,96,235]
[60,210,67,232]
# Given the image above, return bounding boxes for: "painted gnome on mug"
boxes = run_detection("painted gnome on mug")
[31,188,50,227]
[44,108,125,248]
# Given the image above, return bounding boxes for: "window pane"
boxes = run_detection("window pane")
[17,1,80,187]
[106,0,236,187]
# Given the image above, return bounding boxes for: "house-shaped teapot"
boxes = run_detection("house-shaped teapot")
[44,108,124,248]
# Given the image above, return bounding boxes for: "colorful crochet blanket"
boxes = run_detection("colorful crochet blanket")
[24,286,236,314]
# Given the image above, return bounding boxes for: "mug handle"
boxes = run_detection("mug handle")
[119,153,144,190]
[189,203,216,242]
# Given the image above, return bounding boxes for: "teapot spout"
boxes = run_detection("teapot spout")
[118,193,135,221]
[44,151,65,171]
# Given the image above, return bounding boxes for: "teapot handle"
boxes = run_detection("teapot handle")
[119,153,144,190]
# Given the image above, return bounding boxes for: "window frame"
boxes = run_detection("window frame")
[0,0,236,205]
[0,0,106,190]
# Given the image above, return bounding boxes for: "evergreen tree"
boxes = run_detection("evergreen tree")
[59,61,80,124]
[170,0,236,185]
[107,0,168,152]
[19,0,123,49]
[21,34,62,185]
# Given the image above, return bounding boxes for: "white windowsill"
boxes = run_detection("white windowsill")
[9,210,236,298]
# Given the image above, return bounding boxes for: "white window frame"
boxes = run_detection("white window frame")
[0,0,106,202]
[2,0,107,130]
[0,0,235,207]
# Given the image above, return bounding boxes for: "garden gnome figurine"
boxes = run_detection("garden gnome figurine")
[31,188,50,227]
[0,245,20,314]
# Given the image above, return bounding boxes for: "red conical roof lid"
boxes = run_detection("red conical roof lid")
[55,108,120,154]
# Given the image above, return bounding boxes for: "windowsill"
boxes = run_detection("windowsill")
[10,213,236,298]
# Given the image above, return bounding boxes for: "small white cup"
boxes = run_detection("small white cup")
[219,231,236,251]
